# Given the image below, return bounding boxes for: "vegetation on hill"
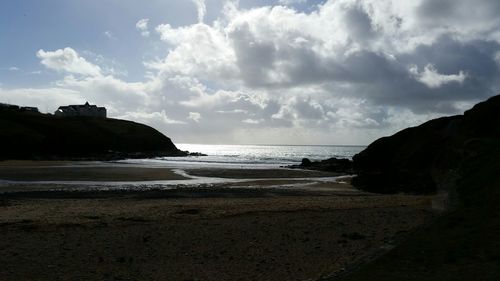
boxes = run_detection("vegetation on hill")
[0,109,185,160]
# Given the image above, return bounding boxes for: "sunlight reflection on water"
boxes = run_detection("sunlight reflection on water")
[155,143,366,168]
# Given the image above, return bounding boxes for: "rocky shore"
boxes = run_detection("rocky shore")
[289,157,353,174]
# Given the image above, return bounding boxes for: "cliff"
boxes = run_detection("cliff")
[0,108,185,160]
[352,95,500,194]
[335,95,500,280]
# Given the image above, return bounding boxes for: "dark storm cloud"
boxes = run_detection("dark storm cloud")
[231,23,278,87]
[232,20,500,117]
[342,5,375,42]
[372,37,500,113]
[417,0,500,25]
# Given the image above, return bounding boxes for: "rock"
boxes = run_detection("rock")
[320,157,353,172]
[186,151,208,157]
[352,94,500,194]
[301,158,313,166]
[291,157,353,173]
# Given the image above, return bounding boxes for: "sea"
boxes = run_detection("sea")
[121,144,366,169]
[0,144,366,191]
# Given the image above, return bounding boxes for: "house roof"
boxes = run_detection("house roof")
[57,102,106,110]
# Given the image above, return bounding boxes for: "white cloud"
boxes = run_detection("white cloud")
[188,111,202,122]
[0,87,83,112]
[55,74,149,110]
[278,0,307,5]
[8,66,20,71]
[154,23,238,82]
[36,48,102,77]
[117,110,186,125]
[5,0,500,145]
[216,109,249,114]
[149,0,499,92]
[103,31,116,39]
[191,0,207,23]
[136,18,150,37]
[409,64,467,89]
[242,118,263,124]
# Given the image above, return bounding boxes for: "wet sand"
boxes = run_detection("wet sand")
[0,160,341,182]
[0,161,437,281]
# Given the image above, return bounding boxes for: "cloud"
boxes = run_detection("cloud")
[154,23,238,82]
[7,0,500,145]
[216,109,249,114]
[118,110,186,125]
[242,118,264,124]
[191,0,207,23]
[136,18,150,37]
[8,66,20,71]
[188,112,202,122]
[103,31,116,39]
[278,0,307,5]
[163,1,499,111]
[36,48,102,77]
[409,64,467,88]
[0,87,83,112]
[55,74,149,111]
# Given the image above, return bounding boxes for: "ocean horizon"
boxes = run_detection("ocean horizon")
[120,143,366,169]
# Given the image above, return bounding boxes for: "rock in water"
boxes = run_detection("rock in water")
[292,157,353,174]
[301,158,313,167]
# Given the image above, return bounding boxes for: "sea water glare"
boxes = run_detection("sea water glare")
[137,144,366,169]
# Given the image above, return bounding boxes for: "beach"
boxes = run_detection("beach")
[0,161,437,281]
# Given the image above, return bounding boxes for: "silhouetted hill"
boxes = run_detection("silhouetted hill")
[352,95,500,194]
[334,95,500,280]
[0,109,186,160]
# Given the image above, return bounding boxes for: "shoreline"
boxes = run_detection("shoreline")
[0,161,438,281]
[0,160,349,194]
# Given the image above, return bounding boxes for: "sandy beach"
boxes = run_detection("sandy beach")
[0,161,437,281]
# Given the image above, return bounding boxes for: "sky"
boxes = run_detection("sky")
[1,0,500,145]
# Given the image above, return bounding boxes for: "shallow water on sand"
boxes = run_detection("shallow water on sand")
[0,145,364,192]
[0,167,354,193]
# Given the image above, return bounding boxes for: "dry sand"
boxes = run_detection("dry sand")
[0,161,438,281]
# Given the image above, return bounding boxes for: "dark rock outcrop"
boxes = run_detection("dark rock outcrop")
[291,157,353,174]
[336,96,500,281]
[0,108,186,160]
[301,158,313,167]
[352,94,500,194]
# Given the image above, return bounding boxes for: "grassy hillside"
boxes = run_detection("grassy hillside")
[0,110,184,160]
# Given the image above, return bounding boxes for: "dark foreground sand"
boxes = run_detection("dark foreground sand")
[0,162,437,281]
